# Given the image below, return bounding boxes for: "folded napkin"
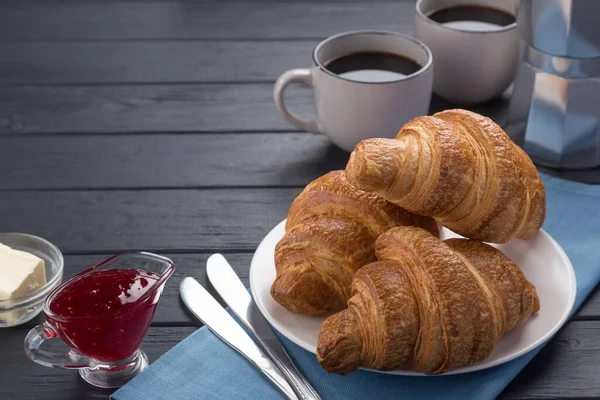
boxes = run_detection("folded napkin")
[112,173,600,400]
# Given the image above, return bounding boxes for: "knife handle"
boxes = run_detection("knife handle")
[248,351,300,400]
[263,342,322,400]
[206,254,322,400]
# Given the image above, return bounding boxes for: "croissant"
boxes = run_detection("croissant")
[271,171,439,315]
[345,109,546,243]
[317,226,539,375]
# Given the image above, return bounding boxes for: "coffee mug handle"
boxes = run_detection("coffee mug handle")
[273,68,321,134]
[24,323,92,369]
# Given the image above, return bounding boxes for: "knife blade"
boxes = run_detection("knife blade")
[206,254,322,400]
[179,277,298,400]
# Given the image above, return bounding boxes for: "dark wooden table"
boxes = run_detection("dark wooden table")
[1,1,599,399]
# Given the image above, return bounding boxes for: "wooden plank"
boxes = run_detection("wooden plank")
[0,2,413,40]
[539,165,600,185]
[0,83,313,134]
[0,326,195,400]
[21,253,255,327]
[501,321,600,399]
[3,321,600,399]
[0,133,348,189]
[10,132,600,193]
[574,289,600,319]
[0,41,317,84]
[0,188,300,253]
[0,84,509,135]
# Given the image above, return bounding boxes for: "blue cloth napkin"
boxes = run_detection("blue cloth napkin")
[112,173,600,400]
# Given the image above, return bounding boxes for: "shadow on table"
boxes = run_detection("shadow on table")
[499,331,568,399]
[277,142,350,184]
[429,92,510,127]
[76,376,115,400]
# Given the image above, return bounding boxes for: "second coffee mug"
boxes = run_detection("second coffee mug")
[274,31,433,152]
[415,0,519,104]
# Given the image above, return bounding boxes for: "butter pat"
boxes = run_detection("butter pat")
[0,243,47,301]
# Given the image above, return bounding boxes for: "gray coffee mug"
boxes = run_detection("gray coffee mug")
[415,0,519,104]
[274,31,433,152]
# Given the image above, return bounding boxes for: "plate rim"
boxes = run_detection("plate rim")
[250,219,577,376]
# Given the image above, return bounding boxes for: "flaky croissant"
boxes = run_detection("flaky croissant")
[345,109,546,243]
[317,226,539,375]
[271,171,439,315]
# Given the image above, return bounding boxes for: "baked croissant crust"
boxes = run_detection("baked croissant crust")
[345,109,546,243]
[317,226,540,374]
[271,171,439,315]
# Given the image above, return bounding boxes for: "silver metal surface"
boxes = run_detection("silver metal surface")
[517,0,600,58]
[206,254,322,400]
[179,277,298,400]
[506,0,600,169]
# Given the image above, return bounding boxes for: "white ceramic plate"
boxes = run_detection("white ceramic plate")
[250,219,577,376]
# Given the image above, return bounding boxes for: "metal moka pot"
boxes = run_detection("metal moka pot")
[506,0,600,169]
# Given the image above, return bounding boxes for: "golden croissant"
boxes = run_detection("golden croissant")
[317,226,540,375]
[345,109,546,243]
[271,171,439,315]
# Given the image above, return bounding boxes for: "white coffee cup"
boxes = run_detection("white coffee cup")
[415,0,519,105]
[274,31,433,152]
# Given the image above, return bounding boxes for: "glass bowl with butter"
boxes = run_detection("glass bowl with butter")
[0,233,64,328]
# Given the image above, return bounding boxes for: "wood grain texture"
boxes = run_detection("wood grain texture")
[3,322,600,399]
[0,2,413,40]
[0,326,195,400]
[0,84,509,135]
[500,321,600,399]
[574,289,600,319]
[0,84,313,134]
[0,188,300,253]
[0,133,348,189]
[0,41,317,84]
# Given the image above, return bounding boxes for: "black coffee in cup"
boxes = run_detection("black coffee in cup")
[324,51,422,83]
[428,5,515,31]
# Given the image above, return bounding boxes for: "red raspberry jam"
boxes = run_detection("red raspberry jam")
[47,269,161,362]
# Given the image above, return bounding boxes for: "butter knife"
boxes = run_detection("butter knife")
[207,254,322,400]
[179,277,298,400]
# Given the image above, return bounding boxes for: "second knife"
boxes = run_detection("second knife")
[207,254,322,400]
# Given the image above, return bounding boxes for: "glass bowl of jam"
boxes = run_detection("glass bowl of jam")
[0,233,64,328]
[24,252,174,388]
